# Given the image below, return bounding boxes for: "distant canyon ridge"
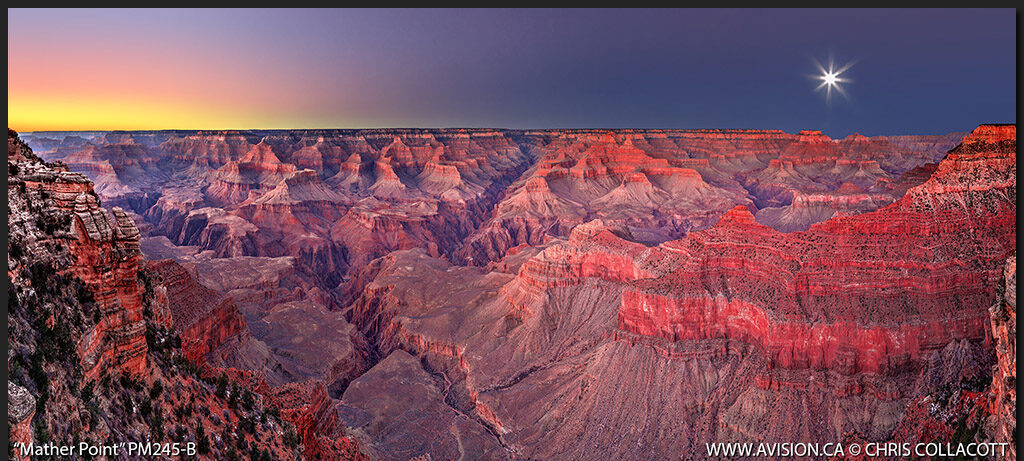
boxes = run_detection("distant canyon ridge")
[22,128,969,278]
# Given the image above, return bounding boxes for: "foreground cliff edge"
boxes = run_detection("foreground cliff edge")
[7,130,366,460]
[8,125,1016,460]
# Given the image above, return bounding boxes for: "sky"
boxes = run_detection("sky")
[7,8,1017,137]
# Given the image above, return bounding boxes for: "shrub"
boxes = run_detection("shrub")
[239,416,256,435]
[228,384,240,409]
[283,423,301,449]
[7,282,19,314]
[150,379,164,400]
[34,419,50,445]
[34,211,70,235]
[196,423,211,454]
[81,380,95,402]
[120,371,142,392]
[9,241,23,260]
[76,283,95,307]
[150,407,164,441]
[215,373,228,398]
[29,262,56,294]
[27,352,50,414]
[38,322,75,363]
[241,390,255,412]
[140,397,152,418]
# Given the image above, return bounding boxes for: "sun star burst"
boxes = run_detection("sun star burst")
[814,58,853,103]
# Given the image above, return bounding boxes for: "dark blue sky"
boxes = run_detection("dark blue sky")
[9,8,1017,136]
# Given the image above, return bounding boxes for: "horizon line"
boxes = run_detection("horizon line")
[13,125,1005,138]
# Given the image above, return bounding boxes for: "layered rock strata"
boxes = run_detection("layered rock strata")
[11,132,148,381]
[339,125,1014,458]
[987,255,1016,459]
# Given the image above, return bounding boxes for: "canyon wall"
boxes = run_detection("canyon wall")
[10,131,148,381]
[987,255,1016,459]
[338,125,1015,458]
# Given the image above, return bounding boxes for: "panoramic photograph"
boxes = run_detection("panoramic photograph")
[7,8,1016,460]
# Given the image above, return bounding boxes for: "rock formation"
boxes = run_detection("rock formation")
[144,259,252,368]
[987,255,1016,459]
[11,131,148,381]
[7,382,36,452]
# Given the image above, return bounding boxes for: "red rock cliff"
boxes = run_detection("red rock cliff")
[645,126,1010,368]
[987,255,1016,459]
[509,125,1015,378]
[14,140,149,381]
[145,259,248,368]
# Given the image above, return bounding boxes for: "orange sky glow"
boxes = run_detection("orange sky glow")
[7,9,1016,135]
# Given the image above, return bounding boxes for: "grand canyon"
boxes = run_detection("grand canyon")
[7,123,1016,459]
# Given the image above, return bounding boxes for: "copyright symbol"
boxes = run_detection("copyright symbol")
[848,443,861,456]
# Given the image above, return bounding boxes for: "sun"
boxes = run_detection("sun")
[813,58,853,103]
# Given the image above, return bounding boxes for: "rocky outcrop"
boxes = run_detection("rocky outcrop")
[17,124,1004,459]
[177,207,260,256]
[158,131,257,167]
[36,128,963,288]
[143,255,369,459]
[144,259,249,368]
[460,128,961,264]
[266,380,367,460]
[8,129,314,460]
[72,201,149,381]
[11,143,149,381]
[143,187,206,238]
[232,169,351,283]
[206,141,299,205]
[7,381,36,456]
[987,255,1016,459]
[617,125,1015,376]
[963,123,1016,145]
[257,301,372,396]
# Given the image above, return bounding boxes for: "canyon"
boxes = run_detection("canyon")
[10,124,1016,459]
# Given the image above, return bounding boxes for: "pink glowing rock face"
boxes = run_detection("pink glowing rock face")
[987,256,1016,458]
[617,126,1015,375]
[19,125,1014,460]
[10,135,150,380]
[338,125,1015,458]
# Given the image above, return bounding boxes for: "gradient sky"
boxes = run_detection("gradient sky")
[8,8,1017,136]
